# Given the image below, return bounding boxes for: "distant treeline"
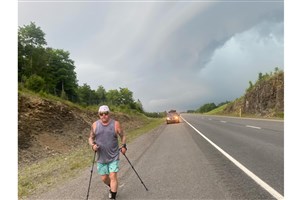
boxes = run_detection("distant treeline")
[187,101,230,114]
[18,22,153,115]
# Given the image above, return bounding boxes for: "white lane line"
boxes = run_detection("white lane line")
[220,120,227,123]
[181,117,283,200]
[246,125,261,129]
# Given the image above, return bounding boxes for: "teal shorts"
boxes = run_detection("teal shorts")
[97,160,119,175]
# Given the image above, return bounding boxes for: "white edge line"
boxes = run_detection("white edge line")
[181,116,284,200]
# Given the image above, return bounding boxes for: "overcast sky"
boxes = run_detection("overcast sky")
[18,0,284,112]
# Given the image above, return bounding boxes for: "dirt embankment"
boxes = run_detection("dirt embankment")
[18,93,146,167]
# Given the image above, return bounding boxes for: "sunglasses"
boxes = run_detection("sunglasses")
[99,111,109,116]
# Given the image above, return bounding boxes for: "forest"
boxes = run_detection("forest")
[18,22,144,113]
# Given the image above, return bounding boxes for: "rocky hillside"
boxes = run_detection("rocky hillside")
[223,71,284,118]
[18,92,148,166]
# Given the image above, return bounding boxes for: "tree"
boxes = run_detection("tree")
[119,88,134,106]
[96,85,107,104]
[106,89,121,106]
[18,22,47,48]
[77,84,90,105]
[246,81,253,92]
[77,84,93,106]
[18,22,79,102]
[18,22,47,81]
[41,48,78,101]
[134,99,144,113]
[197,103,217,113]
[106,87,136,108]
[52,49,78,99]
[258,72,263,81]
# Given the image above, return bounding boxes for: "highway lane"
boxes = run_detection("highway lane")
[118,118,277,199]
[181,113,284,197]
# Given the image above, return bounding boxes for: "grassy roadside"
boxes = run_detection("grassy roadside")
[18,117,164,199]
[204,103,283,120]
[205,104,228,115]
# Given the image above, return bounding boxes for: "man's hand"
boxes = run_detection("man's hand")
[92,144,99,152]
[120,144,127,154]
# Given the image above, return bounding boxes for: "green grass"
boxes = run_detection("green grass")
[205,104,228,115]
[18,145,91,197]
[125,117,164,143]
[205,103,284,119]
[18,117,164,199]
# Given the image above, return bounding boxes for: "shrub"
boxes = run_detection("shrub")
[24,75,45,92]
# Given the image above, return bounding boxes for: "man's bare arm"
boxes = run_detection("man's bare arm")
[116,121,126,145]
[88,123,96,146]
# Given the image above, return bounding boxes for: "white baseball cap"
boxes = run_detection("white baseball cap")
[98,105,110,113]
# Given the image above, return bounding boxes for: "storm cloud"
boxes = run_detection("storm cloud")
[18,1,283,112]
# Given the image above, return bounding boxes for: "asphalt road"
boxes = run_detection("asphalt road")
[181,113,284,197]
[27,114,283,200]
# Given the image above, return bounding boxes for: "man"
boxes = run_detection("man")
[89,105,127,200]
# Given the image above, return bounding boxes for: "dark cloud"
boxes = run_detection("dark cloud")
[18,1,283,112]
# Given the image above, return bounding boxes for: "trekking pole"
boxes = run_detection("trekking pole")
[86,151,96,200]
[122,152,148,191]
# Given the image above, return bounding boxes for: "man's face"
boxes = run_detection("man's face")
[99,111,110,123]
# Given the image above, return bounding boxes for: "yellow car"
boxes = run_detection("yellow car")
[166,112,180,124]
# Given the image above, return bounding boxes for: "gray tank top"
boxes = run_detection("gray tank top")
[95,119,119,163]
